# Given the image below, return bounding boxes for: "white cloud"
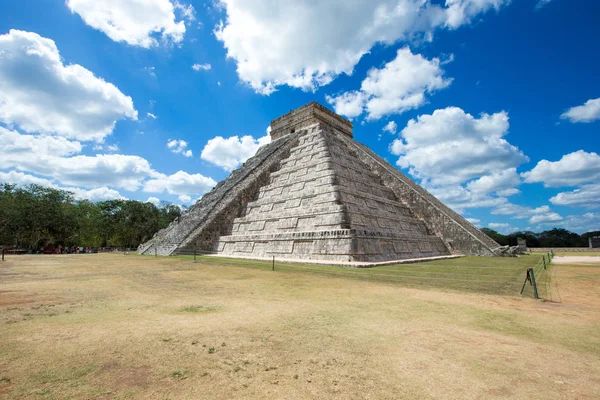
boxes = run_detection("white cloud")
[215,0,510,94]
[390,107,528,186]
[0,126,82,159]
[562,213,600,234]
[491,203,562,225]
[66,0,194,48]
[560,98,600,123]
[144,170,216,196]
[201,134,270,171]
[466,218,480,225]
[327,48,452,120]
[550,183,600,209]
[383,121,398,135]
[535,0,553,10]
[0,170,125,202]
[192,63,211,71]
[145,66,156,77]
[147,112,157,119]
[325,92,366,120]
[496,188,520,197]
[167,139,193,157]
[0,30,137,142]
[178,194,192,203]
[488,222,518,235]
[146,197,161,207]
[529,212,563,224]
[522,150,600,188]
[0,126,154,190]
[466,168,521,194]
[69,186,126,202]
[427,184,507,213]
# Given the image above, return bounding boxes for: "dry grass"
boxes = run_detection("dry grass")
[1,253,599,399]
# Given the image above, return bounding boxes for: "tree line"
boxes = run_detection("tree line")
[0,184,183,251]
[481,228,599,248]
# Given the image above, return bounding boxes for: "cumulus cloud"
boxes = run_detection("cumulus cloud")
[167,139,193,157]
[0,30,137,142]
[327,47,452,120]
[325,92,365,120]
[466,168,521,195]
[144,170,216,196]
[0,170,125,201]
[201,134,271,171]
[215,0,510,94]
[383,121,398,135]
[146,197,161,207]
[487,222,518,235]
[178,194,192,203]
[522,150,600,188]
[66,0,194,48]
[0,126,148,190]
[491,203,562,225]
[550,183,600,209]
[560,98,600,123]
[562,213,600,234]
[427,184,507,213]
[390,107,528,186]
[192,63,211,71]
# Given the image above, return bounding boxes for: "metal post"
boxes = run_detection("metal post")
[193,247,197,263]
[543,256,546,270]
[272,256,275,271]
[155,247,157,257]
[1,248,4,261]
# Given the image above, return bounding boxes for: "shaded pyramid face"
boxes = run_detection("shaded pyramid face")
[217,123,449,262]
[139,102,498,263]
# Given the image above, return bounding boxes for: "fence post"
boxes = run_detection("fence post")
[155,247,157,258]
[1,248,4,262]
[193,247,197,263]
[542,256,546,270]
[530,268,539,299]
[520,267,540,299]
[272,256,275,271]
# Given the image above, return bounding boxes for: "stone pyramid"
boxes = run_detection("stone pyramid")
[139,102,499,264]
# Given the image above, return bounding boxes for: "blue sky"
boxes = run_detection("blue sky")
[0,0,598,234]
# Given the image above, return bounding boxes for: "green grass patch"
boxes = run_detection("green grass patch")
[170,370,191,380]
[180,305,222,313]
[174,254,545,297]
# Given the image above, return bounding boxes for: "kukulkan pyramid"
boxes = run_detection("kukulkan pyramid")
[139,102,499,264]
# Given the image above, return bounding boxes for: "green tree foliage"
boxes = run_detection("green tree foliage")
[482,227,596,248]
[0,184,182,250]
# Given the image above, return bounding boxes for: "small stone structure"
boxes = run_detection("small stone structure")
[139,102,499,264]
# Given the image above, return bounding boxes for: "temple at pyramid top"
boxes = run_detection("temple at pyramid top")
[139,102,500,265]
[270,102,353,139]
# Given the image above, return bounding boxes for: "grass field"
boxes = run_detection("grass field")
[1,253,599,399]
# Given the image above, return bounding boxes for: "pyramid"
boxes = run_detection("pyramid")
[139,102,499,264]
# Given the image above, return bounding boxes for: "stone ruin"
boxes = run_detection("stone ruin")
[139,102,500,264]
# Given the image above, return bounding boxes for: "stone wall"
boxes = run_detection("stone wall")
[530,248,600,253]
[139,133,299,256]
[217,123,449,262]
[337,134,498,256]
